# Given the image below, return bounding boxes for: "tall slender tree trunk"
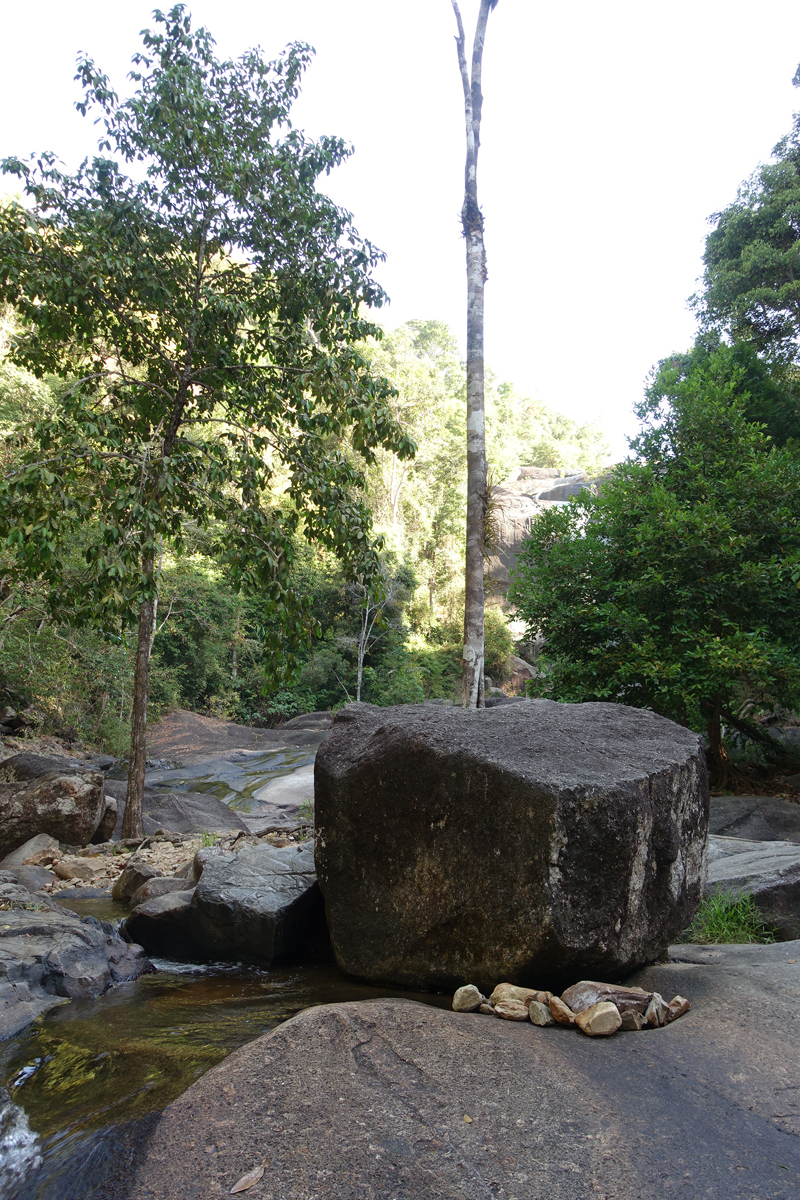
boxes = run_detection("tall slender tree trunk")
[121,555,155,839]
[451,0,497,709]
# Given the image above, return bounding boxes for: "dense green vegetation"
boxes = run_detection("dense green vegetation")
[0,9,608,767]
[510,75,800,788]
[686,891,775,945]
[0,308,603,748]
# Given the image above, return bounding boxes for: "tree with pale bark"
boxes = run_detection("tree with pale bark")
[450,0,499,708]
[0,7,412,837]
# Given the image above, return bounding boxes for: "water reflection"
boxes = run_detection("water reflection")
[0,961,449,1199]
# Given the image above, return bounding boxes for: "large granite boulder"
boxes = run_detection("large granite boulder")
[0,875,152,1039]
[706,834,800,939]
[0,757,105,857]
[315,700,708,990]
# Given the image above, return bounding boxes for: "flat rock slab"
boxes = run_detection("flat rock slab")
[131,940,800,1200]
[706,834,800,938]
[146,709,328,765]
[105,782,249,839]
[251,763,314,808]
[710,794,800,843]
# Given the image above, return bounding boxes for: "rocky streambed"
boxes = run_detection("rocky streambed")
[2,703,800,1199]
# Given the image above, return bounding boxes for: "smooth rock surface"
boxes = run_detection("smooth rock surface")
[124,892,200,959]
[710,794,800,843]
[315,699,708,989]
[494,998,529,1021]
[561,980,651,1015]
[112,861,163,903]
[129,876,194,907]
[125,842,328,963]
[0,833,59,867]
[452,984,483,1012]
[105,781,249,839]
[0,766,105,857]
[188,841,326,963]
[131,942,800,1199]
[0,881,151,1039]
[528,998,556,1025]
[706,834,800,938]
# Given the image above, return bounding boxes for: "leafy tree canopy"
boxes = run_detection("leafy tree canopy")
[0,5,413,684]
[699,64,800,367]
[508,347,800,787]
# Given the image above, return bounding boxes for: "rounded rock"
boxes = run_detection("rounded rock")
[575,1001,622,1037]
[452,984,484,1013]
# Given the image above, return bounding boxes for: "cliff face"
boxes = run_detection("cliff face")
[486,466,598,595]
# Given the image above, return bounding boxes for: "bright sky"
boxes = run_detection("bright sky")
[3,1,800,459]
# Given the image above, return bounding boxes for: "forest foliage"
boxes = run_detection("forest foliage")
[0,309,606,749]
[509,73,800,785]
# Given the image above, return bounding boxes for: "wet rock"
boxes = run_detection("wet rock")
[490,982,551,1008]
[124,891,200,958]
[620,1010,645,1031]
[0,765,105,858]
[549,996,576,1026]
[112,861,164,902]
[315,699,707,990]
[528,999,556,1026]
[0,884,151,1038]
[575,1001,622,1037]
[494,998,530,1021]
[452,984,483,1012]
[561,981,652,1016]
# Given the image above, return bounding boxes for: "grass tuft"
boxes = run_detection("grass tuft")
[686,890,775,944]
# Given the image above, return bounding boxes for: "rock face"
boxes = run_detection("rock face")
[315,700,708,990]
[484,466,599,595]
[0,874,151,1039]
[709,795,800,844]
[706,834,800,939]
[104,781,249,839]
[188,841,325,962]
[0,762,105,858]
[124,841,327,964]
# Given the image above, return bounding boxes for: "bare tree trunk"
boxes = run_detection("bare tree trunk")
[121,557,155,840]
[451,0,497,709]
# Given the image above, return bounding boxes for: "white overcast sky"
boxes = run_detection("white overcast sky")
[3,1,800,458]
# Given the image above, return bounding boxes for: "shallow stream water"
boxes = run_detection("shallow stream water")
[0,897,449,1200]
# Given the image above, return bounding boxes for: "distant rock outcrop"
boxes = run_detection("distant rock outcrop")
[486,466,600,594]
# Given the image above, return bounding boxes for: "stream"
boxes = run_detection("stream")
[0,744,449,1199]
[0,896,449,1200]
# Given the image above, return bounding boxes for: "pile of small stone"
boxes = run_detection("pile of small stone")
[452,980,690,1037]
